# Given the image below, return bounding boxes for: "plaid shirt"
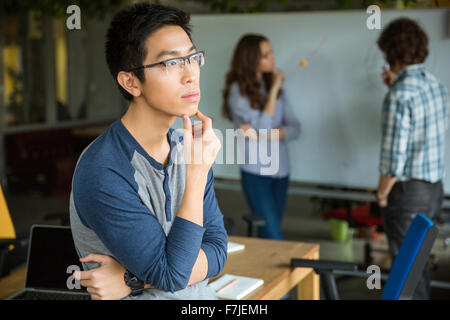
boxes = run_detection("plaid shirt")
[379,64,449,182]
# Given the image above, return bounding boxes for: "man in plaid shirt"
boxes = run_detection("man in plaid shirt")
[376,18,449,300]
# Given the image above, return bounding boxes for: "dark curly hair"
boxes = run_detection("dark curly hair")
[377,17,429,67]
[105,3,192,101]
[221,34,281,121]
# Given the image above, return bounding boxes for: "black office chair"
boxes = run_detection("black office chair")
[437,208,450,248]
[223,217,236,236]
[242,214,265,237]
[291,214,439,300]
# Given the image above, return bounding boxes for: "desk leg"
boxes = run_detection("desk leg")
[297,251,320,300]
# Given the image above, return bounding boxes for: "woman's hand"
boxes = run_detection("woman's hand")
[74,254,131,300]
[239,124,286,141]
[239,124,258,140]
[271,68,285,91]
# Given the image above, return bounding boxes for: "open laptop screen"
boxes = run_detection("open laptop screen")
[26,225,86,293]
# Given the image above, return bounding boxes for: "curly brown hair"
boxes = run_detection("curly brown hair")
[377,17,429,67]
[221,34,281,121]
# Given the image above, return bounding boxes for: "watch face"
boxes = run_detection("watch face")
[126,271,144,289]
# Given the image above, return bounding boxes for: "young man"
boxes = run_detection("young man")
[376,18,449,299]
[69,3,227,300]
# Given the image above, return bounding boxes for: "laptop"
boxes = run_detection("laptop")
[7,225,90,300]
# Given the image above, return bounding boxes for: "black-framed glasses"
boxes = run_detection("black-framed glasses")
[128,51,205,75]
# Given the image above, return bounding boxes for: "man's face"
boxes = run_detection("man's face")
[138,25,201,117]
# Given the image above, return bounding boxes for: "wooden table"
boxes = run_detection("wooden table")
[0,266,26,299]
[0,236,320,300]
[215,236,320,300]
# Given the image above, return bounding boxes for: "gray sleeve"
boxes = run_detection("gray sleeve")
[228,83,273,130]
[281,93,300,141]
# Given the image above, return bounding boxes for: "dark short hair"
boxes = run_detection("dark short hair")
[105,3,192,101]
[377,17,429,67]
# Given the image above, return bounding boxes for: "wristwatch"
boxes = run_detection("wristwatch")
[124,270,145,296]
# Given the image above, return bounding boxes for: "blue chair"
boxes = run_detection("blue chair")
[291,213,439,300]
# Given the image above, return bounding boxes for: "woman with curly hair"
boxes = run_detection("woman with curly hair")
[222,34,300,240]
[376,17,449,300]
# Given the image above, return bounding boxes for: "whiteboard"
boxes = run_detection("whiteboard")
[175,9,450,192]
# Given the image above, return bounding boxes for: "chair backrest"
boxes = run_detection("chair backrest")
[0,185,16,239]
[381,214,438,300]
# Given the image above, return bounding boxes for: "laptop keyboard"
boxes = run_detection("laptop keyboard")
[12,290,90,300]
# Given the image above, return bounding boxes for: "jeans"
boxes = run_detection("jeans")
[241,170,289,240]
[383,179,443,300]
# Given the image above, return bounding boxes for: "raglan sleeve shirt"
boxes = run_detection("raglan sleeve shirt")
[200,169,228,279]
[73,163,227,293]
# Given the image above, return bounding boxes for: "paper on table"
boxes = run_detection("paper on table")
[209,274,264,300]
[227,242,245,253]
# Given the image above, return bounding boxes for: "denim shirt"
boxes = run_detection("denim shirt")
[228,82,300,177]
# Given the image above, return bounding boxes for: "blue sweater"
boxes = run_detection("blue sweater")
[69,120,228,298]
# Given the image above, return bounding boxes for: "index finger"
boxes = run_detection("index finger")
[74,269,94,281]
[195,111,212,132]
